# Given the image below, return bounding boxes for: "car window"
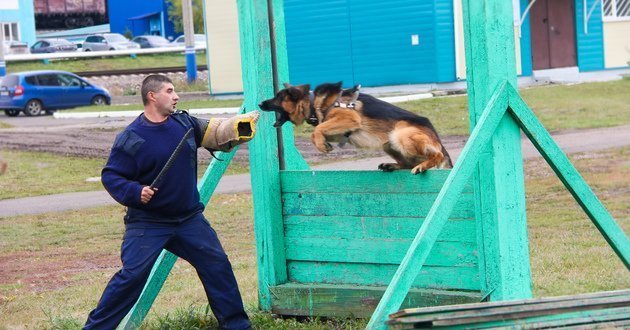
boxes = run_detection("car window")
[0,75,19,87]
[24,76,38,85]
[36,74,62,86]
[32,41,42,48]
[85,36,96,42]
[58,74,82,87]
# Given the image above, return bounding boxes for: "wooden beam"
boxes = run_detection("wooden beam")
[462,0,532,301]
[236,0,288,311]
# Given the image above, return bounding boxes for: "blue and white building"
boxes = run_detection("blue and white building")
[107,0,177,39]
[0,0,36,46]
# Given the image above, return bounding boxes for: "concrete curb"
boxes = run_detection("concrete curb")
[51,93,434,119]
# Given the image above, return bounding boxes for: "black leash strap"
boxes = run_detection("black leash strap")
[149,127,194,191]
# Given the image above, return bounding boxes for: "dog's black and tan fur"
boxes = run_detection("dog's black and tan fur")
[259,82,452,174]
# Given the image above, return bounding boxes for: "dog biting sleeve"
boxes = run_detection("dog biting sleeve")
[201,111,260,151]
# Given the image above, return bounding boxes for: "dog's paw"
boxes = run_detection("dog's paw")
[411,165,428,174]
[378,163,397,172]
[316,142,333,153]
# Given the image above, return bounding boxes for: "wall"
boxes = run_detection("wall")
[603,20,630,68]
[204,0,242,94]
[107,0,176,39]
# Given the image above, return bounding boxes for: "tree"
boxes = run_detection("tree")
[166,0,205,34]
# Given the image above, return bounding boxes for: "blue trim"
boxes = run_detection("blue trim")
[575,0,605,71]
[519,0,533,76]
[185,47,197,82]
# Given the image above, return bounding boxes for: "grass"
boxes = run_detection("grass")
[0,146,627,329]
[6,52,208,74]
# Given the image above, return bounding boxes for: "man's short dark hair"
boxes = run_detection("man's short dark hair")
[141,75,173,105]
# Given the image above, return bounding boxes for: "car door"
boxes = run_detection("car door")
[31,41,45,54]
[57,73,92,107]
[135,37,149,48]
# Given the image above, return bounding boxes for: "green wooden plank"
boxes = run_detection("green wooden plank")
[270,283,482,318]
[287,261,480,291]
[282,192,476,218]
[284,215,477,242]
[366,82,509,329]
[462,0,532,303]
[236,0,288,311]
[508,88,630,269]
[280,170,472,194]
[119,147,240,328]
[285,238,477,266]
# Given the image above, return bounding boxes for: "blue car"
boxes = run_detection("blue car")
[0,70,111,116]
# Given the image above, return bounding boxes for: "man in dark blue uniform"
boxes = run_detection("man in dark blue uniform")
[84,74,257,329]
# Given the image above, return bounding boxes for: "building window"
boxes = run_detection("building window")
[603,0,630,21]
[1,23,20,41]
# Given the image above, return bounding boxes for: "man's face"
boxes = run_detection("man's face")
[150,82,179,115]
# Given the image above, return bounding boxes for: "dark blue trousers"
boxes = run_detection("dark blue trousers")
[84,213,251,330]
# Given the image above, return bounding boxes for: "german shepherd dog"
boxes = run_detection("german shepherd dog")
[259,82,452,174]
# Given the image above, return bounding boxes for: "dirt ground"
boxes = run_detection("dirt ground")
[0,114,465,166]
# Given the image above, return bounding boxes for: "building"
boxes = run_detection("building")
[107,0,177,39]
[204,0,629,94]
[0,0,37,46]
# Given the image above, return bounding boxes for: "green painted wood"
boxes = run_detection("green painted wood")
[285,238,476,266]
[236,0,288,311]
[284,216,476,242]
[366,83,509,329]
[282,193,476,218]
[287,261,481,291]
[119,147,240,328]
[280,170,471,193]
[269,283,482,318]
[461,0,532,303]
[266,0,308,171]
[507,88,630,269]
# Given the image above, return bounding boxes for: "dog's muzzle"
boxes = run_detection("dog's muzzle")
[306,112,319,126]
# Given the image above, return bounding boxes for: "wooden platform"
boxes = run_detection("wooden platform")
[388,289,630,329]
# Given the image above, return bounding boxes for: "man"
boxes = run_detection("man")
[84,74,257,329]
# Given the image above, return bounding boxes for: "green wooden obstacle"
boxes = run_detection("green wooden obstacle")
[115,0,629,328]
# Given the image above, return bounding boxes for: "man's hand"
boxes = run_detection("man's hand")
[140,186,157,204]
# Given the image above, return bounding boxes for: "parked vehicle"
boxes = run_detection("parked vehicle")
[132,35,174,49]
[171,34,207,48]
[2,41,30,55]
[82,33,140,52]
[30,38,78,53]
[34,0,108,29]
[0,70,111,117]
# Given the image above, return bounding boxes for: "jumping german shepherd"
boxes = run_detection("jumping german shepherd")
[259,82,452,174]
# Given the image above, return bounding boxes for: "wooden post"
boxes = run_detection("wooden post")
[236,0,301,311]
[461,0,533,300]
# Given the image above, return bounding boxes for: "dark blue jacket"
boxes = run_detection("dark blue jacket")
[102,112,207,223]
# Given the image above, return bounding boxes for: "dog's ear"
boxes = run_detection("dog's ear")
[283,82,292,89]
[286,87,303,101]
[335,81,343,89]
[298,84,310,95]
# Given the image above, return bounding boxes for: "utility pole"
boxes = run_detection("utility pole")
[0,24,6,77]
[182,0,196,82]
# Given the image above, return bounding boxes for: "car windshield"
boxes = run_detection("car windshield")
[105,34,127,42]
[0,75,19,88]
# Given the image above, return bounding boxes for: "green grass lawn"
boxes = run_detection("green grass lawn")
[6,52,208,74]
[0,146,627,329]
[69,98,242,113]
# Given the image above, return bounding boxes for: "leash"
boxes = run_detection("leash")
[149,127,194,191]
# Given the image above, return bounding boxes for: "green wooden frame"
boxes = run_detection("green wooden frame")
[113,0,629,328]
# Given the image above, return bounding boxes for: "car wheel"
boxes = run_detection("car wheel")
[91,95,107,105]
[4,109,20,117]
[24,99,43,116]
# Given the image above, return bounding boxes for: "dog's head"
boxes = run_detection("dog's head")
[258,83,311,127]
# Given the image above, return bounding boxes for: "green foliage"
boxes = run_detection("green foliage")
[166,0,206,34]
